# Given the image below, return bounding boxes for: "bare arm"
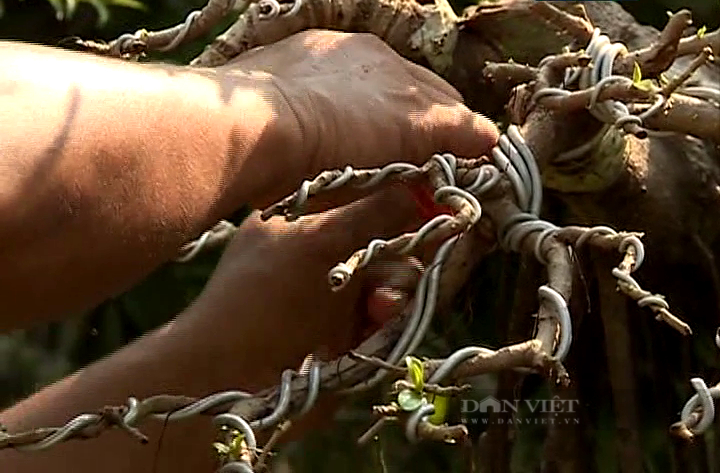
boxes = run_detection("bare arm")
[0,187,424,473]
[0,41,297,329]
[0,30,500,472]
[0,31,497,330]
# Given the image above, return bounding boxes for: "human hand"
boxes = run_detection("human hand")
[184,183,429,391]
[221,29,499,208]
[0,186,432,473]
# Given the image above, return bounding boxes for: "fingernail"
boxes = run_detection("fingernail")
[367,287,409,325]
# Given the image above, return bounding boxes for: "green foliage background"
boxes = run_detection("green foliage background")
[0,1,719,472]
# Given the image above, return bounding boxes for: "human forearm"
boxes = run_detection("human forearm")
[0,42,297,329]
[0,29,502,329]
[0,241,315,473]
[0,182,427,473]
[0,313,269,472]
[0,227,342,473]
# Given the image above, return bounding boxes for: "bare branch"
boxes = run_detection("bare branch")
[678,27,720,57]
[72,0,242,58]
[255,420,291,472]
[661,47,715,96]
[483,62,539,90]
[393,380,471,397]
[536,81,653,113]
[348,351,407,373]
[417,421,468,444]
[528,2,593,44]
[424,339,568,386]
[636,94,720,143]
[616,9,693,77]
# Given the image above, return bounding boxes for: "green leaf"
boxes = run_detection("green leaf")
[397,389,425,411]
[632,62,642,84]
[428,394,449,425]
[633,79,655,92]
[697,26,707,39]
[46,0,65,20]
[84,0,110,26]
[229,432,245,451]
[109,0,146,10]
[405,356,424,391]
[228,432,246,460]
[213,442,230,456]
[66,0,78,19]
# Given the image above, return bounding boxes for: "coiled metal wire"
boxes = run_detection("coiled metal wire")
[14,122,582,461]
[110,0,303,61]
[8,23,685,469]
[533,29,668,161]
[165,21,715,460]
[312,127,580,445]
[680,378,716,435]
[678,330,720,434]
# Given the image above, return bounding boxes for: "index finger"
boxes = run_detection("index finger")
[414,103,500,159]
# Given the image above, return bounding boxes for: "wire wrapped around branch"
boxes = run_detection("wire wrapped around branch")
[190,0,460,74]
[554,226,691,335]
[69,0,247,58]
[672,378,720,441]
[176,220,238,262]
[0,316,405,451]
[260,163,428,222]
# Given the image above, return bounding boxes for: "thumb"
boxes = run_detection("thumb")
[420,104,500,159]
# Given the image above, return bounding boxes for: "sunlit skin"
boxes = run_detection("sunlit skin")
[0,29,498,472]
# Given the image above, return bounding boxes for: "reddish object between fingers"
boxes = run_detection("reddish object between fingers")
[406,182,454,220]
[366,287,408,325]
[361,287,410,340]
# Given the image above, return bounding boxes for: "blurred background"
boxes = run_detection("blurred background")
[0,1,719,472]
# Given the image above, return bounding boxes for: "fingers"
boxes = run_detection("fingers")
[367,255,424,290]
[312,181,426,253]
[310,185,427,336]
[403,59,464,103]
[366,286,409,323]
[363,256,424,327]
[394,44,499,159]
[414,103,500,159]
[452,109,500,157]
[248,179,428,261]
